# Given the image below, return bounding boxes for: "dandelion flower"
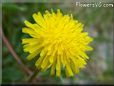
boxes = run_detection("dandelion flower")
[22,9,93,77]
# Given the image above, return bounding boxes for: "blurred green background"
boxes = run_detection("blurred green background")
[2,2,114,84]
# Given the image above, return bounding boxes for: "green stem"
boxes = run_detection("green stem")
[27,68,40,82]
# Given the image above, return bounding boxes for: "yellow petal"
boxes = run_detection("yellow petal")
[26,49,41,60]
[32,12,46,28]
[65,64,74,77]
[22,38,39,45]
[56,55,61,77]
[35,47,47,68]
[24,20,33,28]
[50,56,57,76]
[65,58,74,77]
[22,27,38,38]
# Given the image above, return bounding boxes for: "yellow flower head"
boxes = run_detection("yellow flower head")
[22,9,93,77]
